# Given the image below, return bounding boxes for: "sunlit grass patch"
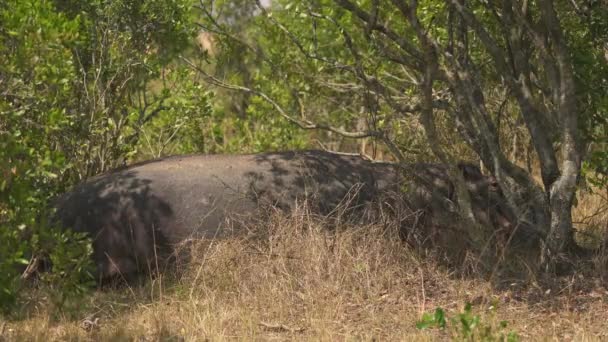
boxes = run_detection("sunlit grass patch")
[3,201,608,341]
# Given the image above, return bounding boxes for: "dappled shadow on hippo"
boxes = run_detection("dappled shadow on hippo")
[243,151,381,215]
[53,151,390,282]
[53,150,534,283]
[54,170,176,282]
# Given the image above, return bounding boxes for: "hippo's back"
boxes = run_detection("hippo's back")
[54,150,395,279]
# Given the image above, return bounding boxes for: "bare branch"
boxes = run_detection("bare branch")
[195,3,274,70]
[449,0,560,190]
[182,57,381,139]
[333,0,424,66]
[254,1,351,70]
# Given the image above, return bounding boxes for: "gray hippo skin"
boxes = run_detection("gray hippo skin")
[53,150,513,280]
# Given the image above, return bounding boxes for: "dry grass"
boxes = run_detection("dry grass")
[3,203,608,341]
[573,188,608,249]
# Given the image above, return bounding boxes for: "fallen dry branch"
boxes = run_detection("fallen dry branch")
[258,321,305,333]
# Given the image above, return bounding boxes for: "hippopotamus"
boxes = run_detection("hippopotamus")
[52,150,517,281]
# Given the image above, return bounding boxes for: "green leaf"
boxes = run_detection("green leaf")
[434,308,446,329]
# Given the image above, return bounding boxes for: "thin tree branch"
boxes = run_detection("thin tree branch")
[334,0,424,67]
[449,0,560,190]
[182,57,381,139]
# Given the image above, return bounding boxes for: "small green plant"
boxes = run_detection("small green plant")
[11,220,97,319]
[416,307,447,330]
[416,303,519,341]
[40,229,96,315]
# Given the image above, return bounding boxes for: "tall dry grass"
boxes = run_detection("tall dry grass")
[3,202,608,341]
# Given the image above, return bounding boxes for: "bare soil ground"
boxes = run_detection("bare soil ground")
[3,199,608,341]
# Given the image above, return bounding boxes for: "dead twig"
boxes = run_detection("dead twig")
[80,317,100,332]
[259,321,305,333]
[20,254,41,281]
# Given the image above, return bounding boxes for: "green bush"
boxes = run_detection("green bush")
[0,0,196,315]
[416,303,519,341]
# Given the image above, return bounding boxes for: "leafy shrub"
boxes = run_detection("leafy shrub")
[0,0,196,315]
[38,228,96,315]
[416,303,519,341]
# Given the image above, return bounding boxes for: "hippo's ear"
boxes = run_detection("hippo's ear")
[457,162,483,180]
[487,175,500,192]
